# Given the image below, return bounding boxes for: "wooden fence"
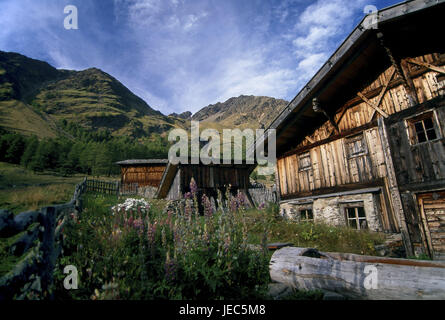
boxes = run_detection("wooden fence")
[85,179,141,196]
[0,178,87,300]
[85,179,120,195]
[248,184,278,206]
[119,183,139,196]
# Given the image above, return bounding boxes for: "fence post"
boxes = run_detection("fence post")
[39,206,56,299]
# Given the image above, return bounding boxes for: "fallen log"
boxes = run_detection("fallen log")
[270,247,445,300]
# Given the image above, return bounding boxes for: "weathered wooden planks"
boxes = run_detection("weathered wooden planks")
[121,164,167,188]
[418,192,445,260]
[292,55,444,151]
[278,128,386,198]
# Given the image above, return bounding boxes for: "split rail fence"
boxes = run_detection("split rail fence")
[0,178,86,300]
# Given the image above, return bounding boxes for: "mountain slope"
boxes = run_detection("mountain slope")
[0,51,288,140]
[192,95,288,130]
[0,51,184,138]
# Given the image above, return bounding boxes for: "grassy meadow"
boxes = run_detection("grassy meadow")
[0,162,119,213]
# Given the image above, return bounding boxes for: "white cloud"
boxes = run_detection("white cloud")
[161,47,299,113]
[183,12,208,31]
[291,0,368,81]
[114,0,207,32]
[297,52,328,76]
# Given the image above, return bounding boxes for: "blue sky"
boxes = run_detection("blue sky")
[0,0,400,115]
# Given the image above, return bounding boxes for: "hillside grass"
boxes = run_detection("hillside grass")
[0,162,118,213]
[0,100,58,138]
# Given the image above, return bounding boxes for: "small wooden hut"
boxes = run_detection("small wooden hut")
[116,159,168,189]
[156,160,256,205]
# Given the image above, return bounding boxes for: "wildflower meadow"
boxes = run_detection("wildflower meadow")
[53,179,271,300]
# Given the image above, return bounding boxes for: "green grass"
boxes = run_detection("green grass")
[0,162,83,213]
[0,162,119,213]
[0,162,83,186]
[0,100,58,138]
[245,204,385,256]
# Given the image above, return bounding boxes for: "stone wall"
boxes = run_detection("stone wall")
[138,186,158,199]
[279,191,384,232]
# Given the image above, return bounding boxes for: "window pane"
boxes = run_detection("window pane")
[352,141,359,153]
[347,208,356,219]
[347,143,353,154]
[417,131,427,143]
[307,209,313,220]
[423,118,434,129]
[426,129,437,140]
[359,218,368,230]
[300,210,307,220]
[357,207,366,218]
[414,122,424,133]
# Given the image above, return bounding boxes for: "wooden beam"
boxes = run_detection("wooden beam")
[377,118,413,257]
[357,92,389,118]
[368,67,396,122]
[406,58,445,74]
[400,58,421,106]
[305,136,315,144]
[335,107,349,127]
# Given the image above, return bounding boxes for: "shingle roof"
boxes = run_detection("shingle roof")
[115,159,169,166]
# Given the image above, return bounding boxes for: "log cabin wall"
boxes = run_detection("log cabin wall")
[180,165,250,191]
[164,164,252,201]
[121,164,167,188]
[385,101,445,257]
[277,127,387,197]
[284,53,444,154]
[276,53,445,248]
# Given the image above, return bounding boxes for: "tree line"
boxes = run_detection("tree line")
[0,123,169,176]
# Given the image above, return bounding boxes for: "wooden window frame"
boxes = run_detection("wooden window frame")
[345,134,368,159]
[300,208,314,223]
[298,152,312,172]
[342,202,368,230]
[406,111,441,146]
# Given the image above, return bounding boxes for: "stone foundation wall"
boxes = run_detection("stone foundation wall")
[279,192,383,232]
[138,186,158,199]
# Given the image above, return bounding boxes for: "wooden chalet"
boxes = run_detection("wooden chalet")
[248,0,445,258]
[116,159,168,189]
